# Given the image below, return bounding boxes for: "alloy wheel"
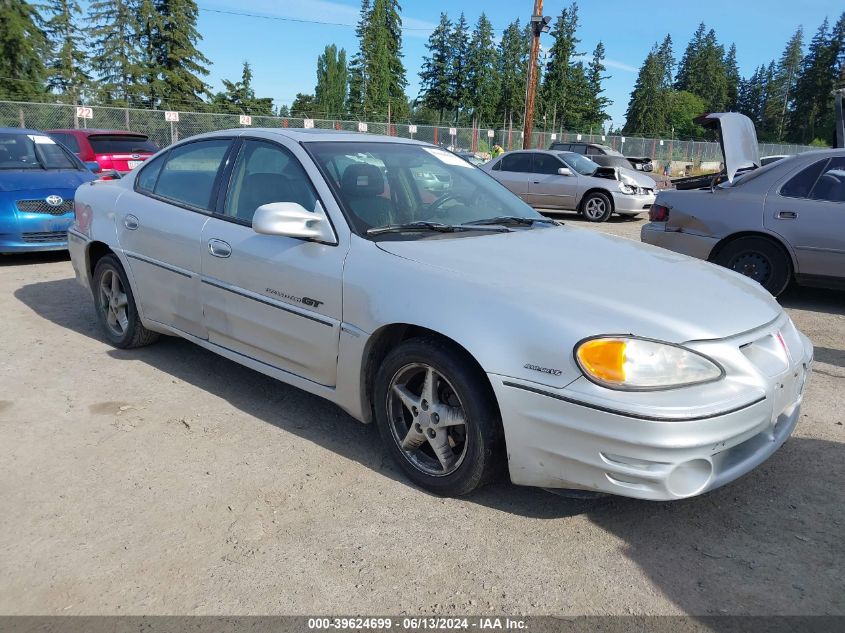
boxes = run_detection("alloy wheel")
[98,268,129,337]
[584,197,607,220]
[386,363,469,477]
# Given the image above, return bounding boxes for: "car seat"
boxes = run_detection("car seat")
[341,164,394,228]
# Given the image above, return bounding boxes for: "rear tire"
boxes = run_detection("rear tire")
[92,254,159,348]
[580,191,613,222]
[373,336,504,496]
[712,237,792,296]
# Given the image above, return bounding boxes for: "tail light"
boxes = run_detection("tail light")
[649,204,670,222]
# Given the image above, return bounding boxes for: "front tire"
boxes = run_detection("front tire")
[712,237,792,296]
[580,191,613,222]
[92,254,159,348]
[373,336,504,496]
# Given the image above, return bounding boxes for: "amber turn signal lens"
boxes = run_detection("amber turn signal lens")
[576,339,627,383]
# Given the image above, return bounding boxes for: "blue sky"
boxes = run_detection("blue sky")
[198,0,841,127]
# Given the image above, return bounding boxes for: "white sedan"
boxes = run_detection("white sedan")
[68,129,813,499]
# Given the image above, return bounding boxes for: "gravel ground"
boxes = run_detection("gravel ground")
[1,214,843,616]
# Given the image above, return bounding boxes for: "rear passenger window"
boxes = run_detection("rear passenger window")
[780,160,828,199]
[153,139,230,210]
[809,157,845,203]
[223,140,318,223]
[500,153,532,173]
[50,133,80,153]
[136,153,166,192]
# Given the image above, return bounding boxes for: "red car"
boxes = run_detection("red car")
[46,129,159,174]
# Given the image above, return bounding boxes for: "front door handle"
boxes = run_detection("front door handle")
[124,214,139,230]
[207,239,232,258]
[777,210,798,220]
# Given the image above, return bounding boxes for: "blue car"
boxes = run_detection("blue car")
[0,127,98,253]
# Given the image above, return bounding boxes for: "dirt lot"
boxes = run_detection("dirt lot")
[1,214,843,616]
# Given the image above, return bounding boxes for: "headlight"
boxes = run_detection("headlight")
[574,336,724,390]
[619,183,636,194]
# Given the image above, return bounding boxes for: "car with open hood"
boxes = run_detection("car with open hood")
[0,128,98,253]
[68,128,812,500]
[482,149,656,222]
[642,113,844,295]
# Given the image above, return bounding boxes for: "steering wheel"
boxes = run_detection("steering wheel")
[424,191,473,220]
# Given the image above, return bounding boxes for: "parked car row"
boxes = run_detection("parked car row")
[0,127,158,254]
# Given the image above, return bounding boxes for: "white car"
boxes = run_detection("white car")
[68,129,813,500]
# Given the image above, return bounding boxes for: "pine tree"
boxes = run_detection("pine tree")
[135,0,164,107]
[540,4,579,129]
[656,34,674,88]
[88,0,140,105]
[447,12,470,121]
[152,0,211,108]
[684,29,728,111]
[419,12,453,121]
[382,0,408,119]
[346,0,371,116]
[583,41,611,129]
[724,43,740,110]
[466,12,498,126]
[624,49,668,135]
[43,0,89,103]
[315,44,348,118]
[737,64,768,127]
[789,17,841,143]
[496,19,529,126]
[212,61,274,115]
[675,22,706,92]
[0,0,48,101]
[762,28,803,140]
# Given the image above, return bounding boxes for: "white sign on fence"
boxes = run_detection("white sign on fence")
[660,139,664,146]
[449,127,457,136]
[239,115,252,126]
[601,135,606,141]
[358,122,368,132]
[621,136,626,144]
[576,134,582,141]
[408,124,417,134]
[487,129,494,138]
[164,111,179,122]
[75,106,93,119]
[550,133,557,140]
[302,118,314,128]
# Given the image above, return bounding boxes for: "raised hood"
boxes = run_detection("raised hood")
[377,226,781,342]
[695,112,760,183]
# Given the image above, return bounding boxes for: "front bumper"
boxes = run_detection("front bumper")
[0,201,75,254]
[611,191,655,215]
[641,222,719,260]
[492,316,813,500]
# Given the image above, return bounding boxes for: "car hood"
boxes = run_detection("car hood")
[695,112,760,183]
[376,226,781,342]
[618,167,656,189]
[0,169,95,193]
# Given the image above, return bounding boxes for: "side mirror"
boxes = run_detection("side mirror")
[252,201,336,244]
[85,161,101,173]
[557,167,572,176]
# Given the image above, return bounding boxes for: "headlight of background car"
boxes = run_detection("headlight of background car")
[618,183,637,194]
[575,337,724,390]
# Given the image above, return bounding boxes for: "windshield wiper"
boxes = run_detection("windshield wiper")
[463,216,558,227]
[367,221,509,236]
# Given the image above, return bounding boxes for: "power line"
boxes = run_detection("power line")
[197,6,434,31]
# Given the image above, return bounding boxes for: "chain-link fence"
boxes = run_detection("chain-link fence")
[0,100,820,164]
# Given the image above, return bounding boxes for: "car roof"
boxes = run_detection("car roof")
[46,128,150,137]
[0,127,52,135]
[181,128,431,145]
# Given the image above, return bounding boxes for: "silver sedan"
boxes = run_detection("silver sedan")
[68,129,812,500]
[482,149,656,222]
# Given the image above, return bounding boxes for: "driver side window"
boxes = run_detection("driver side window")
[223,140,318,223]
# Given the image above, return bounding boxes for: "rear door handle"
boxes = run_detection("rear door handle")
[124,214,139,230]
[777,211,798,219]
[207,239,231,258]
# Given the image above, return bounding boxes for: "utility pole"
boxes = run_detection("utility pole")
[522,2,551,149]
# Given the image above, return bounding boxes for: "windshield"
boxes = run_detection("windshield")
[558,152,599,176]
[0,132,79,170]
[89,135,158,154]
[307,142,542,235]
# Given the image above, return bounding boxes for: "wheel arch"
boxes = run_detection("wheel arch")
[579,187,615,212]
[358,323,500,426]
[86,240,115,281]
[708,230,798,274]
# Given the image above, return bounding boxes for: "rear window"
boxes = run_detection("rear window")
[89,135,158,154]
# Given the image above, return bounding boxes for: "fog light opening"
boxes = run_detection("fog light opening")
[666,459,713,497]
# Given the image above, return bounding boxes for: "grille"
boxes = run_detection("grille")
[21,231,67,243]
[16,199,74,215]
